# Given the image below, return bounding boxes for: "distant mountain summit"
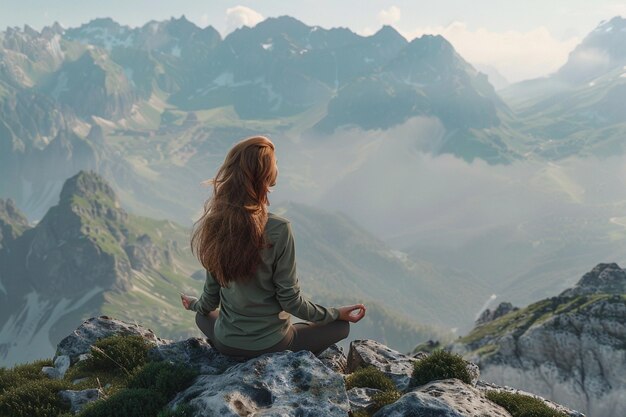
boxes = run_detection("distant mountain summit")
[450,262,626,417]
[558,16,626,84]
[501,15,626,159]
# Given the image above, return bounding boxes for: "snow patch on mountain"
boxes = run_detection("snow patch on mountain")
[0,286,103,366]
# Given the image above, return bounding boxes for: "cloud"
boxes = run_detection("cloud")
[378,6,401,26]
[403,22,580,83]
[225,5,263,34]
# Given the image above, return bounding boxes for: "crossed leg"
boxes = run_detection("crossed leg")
[195,311,349,358]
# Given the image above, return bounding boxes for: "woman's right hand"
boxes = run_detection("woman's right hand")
[338,304,366,322]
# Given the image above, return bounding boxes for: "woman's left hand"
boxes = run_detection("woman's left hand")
[180,293,197,310]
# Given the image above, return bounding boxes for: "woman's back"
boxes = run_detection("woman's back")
[183,135,365,357]
[192,212,340,351]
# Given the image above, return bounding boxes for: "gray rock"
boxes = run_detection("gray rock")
[347,339,417,391]
[373,378,511,417]
[147,337,241,375]
[167,350,350,417]
[55,316,170,364]
[41,354,70,379]
[58,388,101,413]
[318,344,348,374]
[54,354,71,377]
[41,366,60,379]
[348,387,382,413]
[476,380,585,417]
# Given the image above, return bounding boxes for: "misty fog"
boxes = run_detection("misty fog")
[268,116,626,309]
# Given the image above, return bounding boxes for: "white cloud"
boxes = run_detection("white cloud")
[225,6,264,34]
[403,22,580,83]
[378,6,401,26]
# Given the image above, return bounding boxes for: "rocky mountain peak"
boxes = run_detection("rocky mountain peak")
[59,170,120,211]
[557,15,626,83]
[559,262,626,297]
[256,15,310,35]
[371,25,407,45]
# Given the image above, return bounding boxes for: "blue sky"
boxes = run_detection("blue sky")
[2,1,625,82]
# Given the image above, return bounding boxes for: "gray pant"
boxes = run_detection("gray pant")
[195,311,349,358]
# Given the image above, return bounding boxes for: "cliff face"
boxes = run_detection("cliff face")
[450,263,626,417]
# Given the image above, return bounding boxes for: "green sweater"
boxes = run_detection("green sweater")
[189,212,340,350]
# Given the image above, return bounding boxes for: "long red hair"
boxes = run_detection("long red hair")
[190,136,277,287]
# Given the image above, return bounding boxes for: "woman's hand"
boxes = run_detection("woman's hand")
[180,293,197,311]
[338,304,366,323]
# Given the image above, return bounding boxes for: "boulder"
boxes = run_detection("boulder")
[166,349,350,417]
[347,339,417,391]
[373,378,510,417]
[55,316,169,364]
[476,380,586,417]
[147,337,241,375]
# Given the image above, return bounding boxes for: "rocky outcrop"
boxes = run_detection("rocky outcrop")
[475,302,519,326]
[39,316,583,416]
[559,262,626,297]
[374,379,511,417]
[450,263,626,417]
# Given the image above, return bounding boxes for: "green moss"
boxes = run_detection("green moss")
[79,388,164,417]
[80,334,152,375]
[345,367,396,391]
[64,364,130,396]
[486,391,567,417]
[0,378,74,417]
[371,389,402,412]
[127,361,197,398]
[0,358,53,395]
[410,350,472,387]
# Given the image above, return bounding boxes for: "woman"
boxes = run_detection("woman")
[180,135,366,359]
